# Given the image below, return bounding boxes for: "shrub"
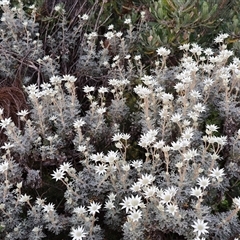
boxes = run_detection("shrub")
[0,1,240,240]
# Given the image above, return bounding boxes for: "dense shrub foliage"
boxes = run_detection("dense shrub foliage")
[0,0,240,240]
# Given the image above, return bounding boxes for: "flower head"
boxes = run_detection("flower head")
[138,173,155,186]
[166,203,178,216]
[190,187,203,198]
[191,219,209,237]
[160,189,173,204]
[156,47,171,57]
[134,85,152,98]
[62,75,77,82]
[122,133,130,140]
[112,133,123,141]
[73,206,87,216]
[197,176,210,189]
[190,43,203,55]
[153,140,165,149]
[87,201,101,215]
[171,113,182,123]
[95,163,108,175]
[129,195,144,209]
[104,200,115,210]
[183,149,198,161]
[179,43,190,51]
[214,33,229,43]
[19,194,31,203]
[130,160,143,170]
[17,110,29,117]
[83,85,95,93]
[120,195,144,213]
[138,129,158,148]
[104,150,119,164]
[134,55,141,61]
[124,18,131,24]
[43,203,55,213]
[143,186,158,199]
[0,160,9,173]
[128,209,142,222]
[73,119,86,128]
[130,182,142,192]
[0,118,12,129]
[193,103,206,113]
[70,226,87,240]
[120,196,131,213]
[35,198,45,206]
[233,197,240,209]
[81,14,89,21]
[51,169,65,181]
[209,167,225,181]
[1,142,14,150]
[90,152,104,163]
[108,193,116,201]
[0,0,10,6]
[206,124,218,134]
[104,31,115,40]
[59,162,72,173]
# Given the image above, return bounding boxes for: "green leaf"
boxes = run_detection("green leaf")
[201,1,209,18]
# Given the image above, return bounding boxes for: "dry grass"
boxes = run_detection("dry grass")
[0,85,28,145]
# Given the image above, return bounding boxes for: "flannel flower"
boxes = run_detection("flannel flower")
[70,226,87,240]
[191,219,209,237]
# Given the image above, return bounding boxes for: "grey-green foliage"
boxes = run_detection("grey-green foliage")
[122,221,144,240]
[0,2,43,80]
